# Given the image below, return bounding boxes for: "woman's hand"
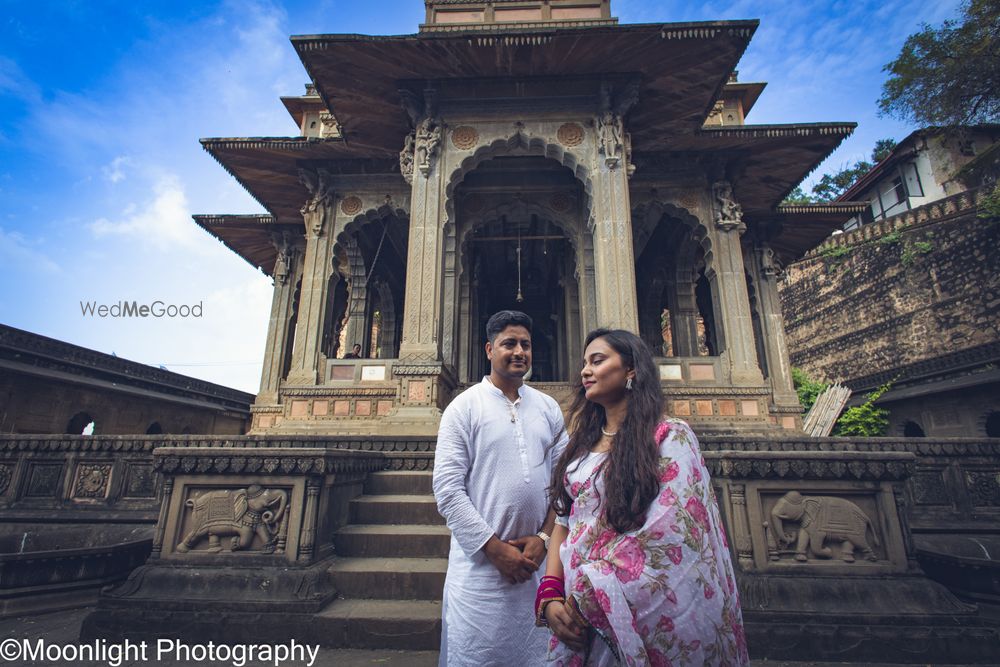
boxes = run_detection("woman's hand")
[545,600,588,652]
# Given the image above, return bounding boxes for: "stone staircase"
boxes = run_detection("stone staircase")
[319,469,447,650]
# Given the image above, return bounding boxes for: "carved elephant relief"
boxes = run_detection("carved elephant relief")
[176,484,287,554]
[767,491,880,563]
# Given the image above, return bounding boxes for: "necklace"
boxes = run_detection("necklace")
[601,427,618,437]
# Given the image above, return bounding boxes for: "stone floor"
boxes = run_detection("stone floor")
[0,606,991,666]
[0,608,438,667]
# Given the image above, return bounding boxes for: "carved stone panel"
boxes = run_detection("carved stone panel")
[0,462,12,495]
[340,196,363,216]
[739,480,908,574]
[23,463,63,498]
[174,484,292,555]
[911,469,951,506]
[557,122,584,147]
[122,462,157,499]
[451,125,479,150]
[73,463,113,500]
[965,469,1000,507]
[763,490,881,564]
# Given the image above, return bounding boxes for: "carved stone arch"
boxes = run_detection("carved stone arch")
[443,134,594,231]
[632,200,716,358]
[443,137,595,381]
[631,200,714,274]
[457,200,584,273]
[339,205,410,240]
[333,206,410,358]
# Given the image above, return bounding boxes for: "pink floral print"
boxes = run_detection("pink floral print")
[547,420,749,666]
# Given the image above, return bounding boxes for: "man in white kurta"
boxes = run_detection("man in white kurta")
[434,312,568,666]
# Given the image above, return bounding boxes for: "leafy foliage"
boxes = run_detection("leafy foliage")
[879,0,1000,127]
[783,139,897,204]
[819,244,852,260]
[782,187,815,205]
[978,182,1000,220]
[791,367,828,412]
[834,380,893,437]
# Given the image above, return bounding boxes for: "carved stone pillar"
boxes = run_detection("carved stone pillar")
[729,483,755,571]
[286,169,336,385]
[150,478,174,559]
[748,243,800,409]
[707,181,764,385]
[298,478,321,563]
[590,141,639,330]
[257,232,304,404]
[398,123,445,364]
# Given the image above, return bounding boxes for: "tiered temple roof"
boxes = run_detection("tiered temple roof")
[197,10,859,271]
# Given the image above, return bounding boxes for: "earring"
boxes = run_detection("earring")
[626,377,633,390]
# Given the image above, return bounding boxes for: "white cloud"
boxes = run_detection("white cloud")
[88,173,207,251]
[0,56,41,104]
[103,156,131,184]
[0,227,59,274]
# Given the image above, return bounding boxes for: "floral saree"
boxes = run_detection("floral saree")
[547,419,749,667]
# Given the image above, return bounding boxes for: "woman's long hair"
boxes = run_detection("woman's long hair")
[550,329,664,533]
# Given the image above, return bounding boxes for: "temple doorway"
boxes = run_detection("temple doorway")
[448,155,596,384]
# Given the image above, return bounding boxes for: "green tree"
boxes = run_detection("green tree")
[798,139,898,203]
[833,380,893,437]
[782,186,816,205]
[879,0,1000,126]
[791,367,828,412]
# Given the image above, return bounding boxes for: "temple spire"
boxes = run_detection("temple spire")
[421,0,616,32]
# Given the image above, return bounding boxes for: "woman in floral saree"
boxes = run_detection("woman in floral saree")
[536,329,749,666]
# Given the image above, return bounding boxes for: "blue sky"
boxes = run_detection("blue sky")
[0,0,962,393]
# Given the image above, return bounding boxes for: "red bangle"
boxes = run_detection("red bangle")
[534,575,566,625]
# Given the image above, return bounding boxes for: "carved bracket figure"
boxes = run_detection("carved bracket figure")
[770,491,880,563]
[415,116,442,176]
[176,484,288,555]
[712,180,745,232]
[597,81,639,170]
[298,168,335,236]
[598,111,624,168]
[399,132,415,184]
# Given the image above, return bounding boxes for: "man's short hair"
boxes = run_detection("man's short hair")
[352,343,361,349]
[485,310,532,343]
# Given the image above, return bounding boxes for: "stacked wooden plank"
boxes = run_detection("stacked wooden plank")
[802,384,852,437]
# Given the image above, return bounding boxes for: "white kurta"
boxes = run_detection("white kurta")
[433,378,568,667]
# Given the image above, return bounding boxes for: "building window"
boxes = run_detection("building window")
[67,412,95,435]
[986,411,1000,438]
[902,420,925,437]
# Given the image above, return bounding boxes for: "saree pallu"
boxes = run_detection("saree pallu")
[547,420,750,667]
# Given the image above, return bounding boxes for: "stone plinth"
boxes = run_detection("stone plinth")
[705,447,999,664]
[81,446,385,644]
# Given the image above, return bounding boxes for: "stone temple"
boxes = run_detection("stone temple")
[194,0,865,437]
[3,2,998,664]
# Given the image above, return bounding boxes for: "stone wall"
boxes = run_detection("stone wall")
[778,190,999,436]
[0,324,253,435]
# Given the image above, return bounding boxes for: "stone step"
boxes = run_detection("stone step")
[365,470,434,495]
[349,494,444,525]
[335,524,451,558]
[329,557,447,600]
[315,598,442,651]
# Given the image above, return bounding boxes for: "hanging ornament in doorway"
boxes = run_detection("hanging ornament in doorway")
[515,225,524,303]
